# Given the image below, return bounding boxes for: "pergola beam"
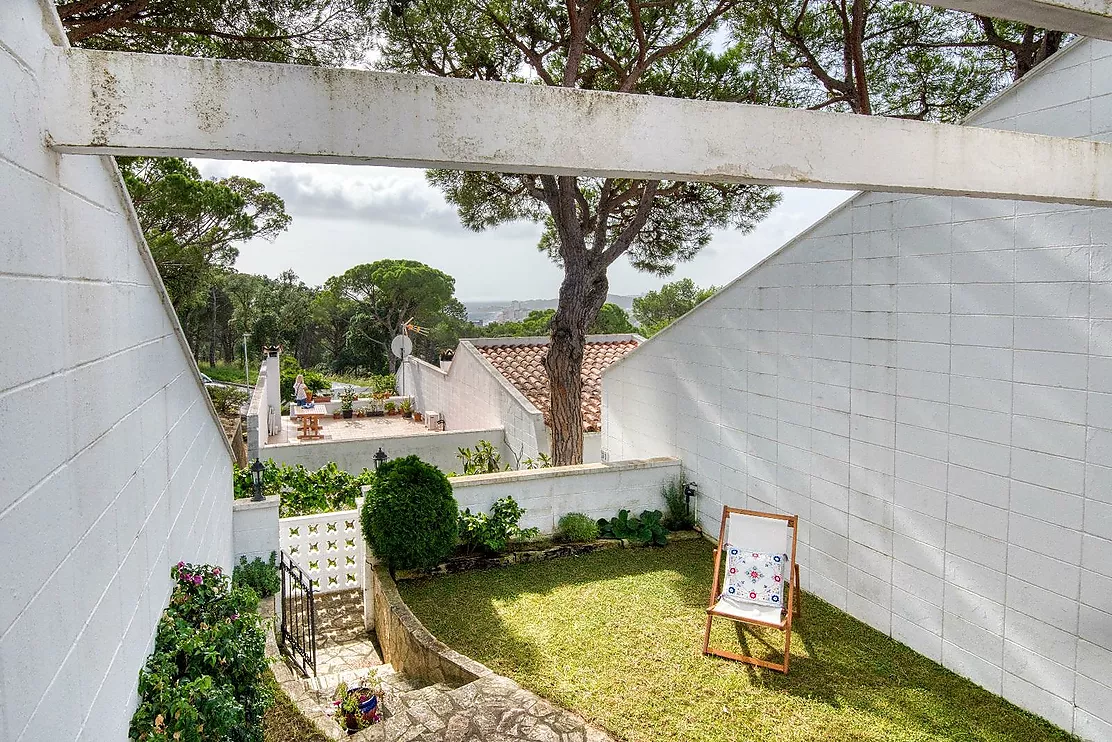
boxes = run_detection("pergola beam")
[916,0,1112,41]
[46,48,1112,206]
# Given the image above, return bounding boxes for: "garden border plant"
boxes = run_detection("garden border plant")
[233,551,280,601]
[457,496,539,555]
[130,561,270,742]
[233,460,375,517]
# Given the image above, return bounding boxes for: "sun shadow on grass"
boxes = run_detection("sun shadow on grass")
[399,538,1078,742]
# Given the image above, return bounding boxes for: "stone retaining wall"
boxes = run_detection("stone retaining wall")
[368,561,492,688]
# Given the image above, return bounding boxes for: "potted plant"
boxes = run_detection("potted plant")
[400,398,414,419]
[332,681,382,734]
[333,408,343,420]
[340,391,356,419]
[355,407,366,418]
[369,398,385,417]
[384,401,397,416]
[413,410,423,423]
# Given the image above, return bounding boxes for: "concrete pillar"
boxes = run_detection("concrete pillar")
[231,495,280,563]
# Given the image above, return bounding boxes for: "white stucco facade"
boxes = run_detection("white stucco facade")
[603,39,1112,740]
[0,2,235,740]
[400,345,552,466]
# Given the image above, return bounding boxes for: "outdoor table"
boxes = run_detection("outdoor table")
[294,406,327,440]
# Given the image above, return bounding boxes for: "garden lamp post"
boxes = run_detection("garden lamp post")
[373,448,387,470]
[250,458,265,501]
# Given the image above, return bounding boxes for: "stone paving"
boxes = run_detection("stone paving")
[267,414,433,445]
[266,592,616,742]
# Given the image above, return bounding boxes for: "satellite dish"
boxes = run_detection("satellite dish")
[391,334,414,359]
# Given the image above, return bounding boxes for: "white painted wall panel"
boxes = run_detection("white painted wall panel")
[261,427,506,475]
[603,38,1112,740]
[451,458,682,532]
[0,2,234,739]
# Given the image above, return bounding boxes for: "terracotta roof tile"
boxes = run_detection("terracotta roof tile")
[475,339,639,432]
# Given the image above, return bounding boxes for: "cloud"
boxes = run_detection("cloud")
[195,160,540,238]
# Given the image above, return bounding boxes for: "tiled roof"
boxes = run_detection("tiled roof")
[475,339,639,432]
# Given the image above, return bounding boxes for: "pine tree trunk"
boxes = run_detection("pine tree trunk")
[544,256,609,466]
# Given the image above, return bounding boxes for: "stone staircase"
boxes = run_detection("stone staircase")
[266,588,614,742]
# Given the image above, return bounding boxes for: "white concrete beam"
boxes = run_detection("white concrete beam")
[47,48,1112,206]
[917,1,1112,41]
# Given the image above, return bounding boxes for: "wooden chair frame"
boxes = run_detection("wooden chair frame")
[702,505,801,673]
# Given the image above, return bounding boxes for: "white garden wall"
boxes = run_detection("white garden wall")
[401,345,552,464]
[0,2,235,740]
[262,427,506,474]
[603,38,1112,740]
[451,458,682,533]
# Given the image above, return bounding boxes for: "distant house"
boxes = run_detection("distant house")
[400,335,641,464]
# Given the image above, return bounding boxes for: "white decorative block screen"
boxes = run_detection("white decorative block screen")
[279,508,364,593]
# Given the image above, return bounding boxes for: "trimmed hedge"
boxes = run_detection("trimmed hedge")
[361,456,458,575]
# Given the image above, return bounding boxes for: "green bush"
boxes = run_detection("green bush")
[129,562,270,742]
[233,552,280,599]
[207,385,249,416]
[661,473,696,530]
[279,355,327,402]
[232,460,375,517]
[362,456,459,575]
[451,440,510,476]
[458,496,540,555]
[556,512,600,543]
[598,509,670,546]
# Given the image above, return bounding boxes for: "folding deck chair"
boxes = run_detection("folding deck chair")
[703,506,801,673]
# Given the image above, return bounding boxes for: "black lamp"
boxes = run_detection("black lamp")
[250,458,265,501]
[683,481,699,515]
[373,447,388,470]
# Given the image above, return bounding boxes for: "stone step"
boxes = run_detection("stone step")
[305,663,421,697]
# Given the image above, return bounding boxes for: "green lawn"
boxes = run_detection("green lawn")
[399,539,1075,742]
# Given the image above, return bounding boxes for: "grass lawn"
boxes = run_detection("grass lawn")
[262,670,328,742]
[399,539,1076,742]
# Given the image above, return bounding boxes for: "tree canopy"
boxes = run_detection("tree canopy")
[632,278,716,336]
[325,259,458,370]
[730,1,1067,122]
[56,0,376,66]
[120,158,291,313]
[375,0,782,464]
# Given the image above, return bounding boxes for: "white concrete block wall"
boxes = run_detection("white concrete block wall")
[0,2,234,739]
[261,427,507,474]
[233,497,280,563]
[451,457,682,533]
[603,38,1112,739]
[402,345,551,465]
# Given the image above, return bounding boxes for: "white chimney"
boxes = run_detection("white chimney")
[264,346,281,433]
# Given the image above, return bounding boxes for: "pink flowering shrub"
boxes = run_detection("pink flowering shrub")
[129,561,269,742]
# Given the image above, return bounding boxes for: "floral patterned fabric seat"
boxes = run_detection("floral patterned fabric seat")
[722,549,787,608]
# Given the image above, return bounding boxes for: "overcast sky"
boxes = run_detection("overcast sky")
[194,159,853,303]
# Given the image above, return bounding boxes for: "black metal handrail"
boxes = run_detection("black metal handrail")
[279,550,317,677]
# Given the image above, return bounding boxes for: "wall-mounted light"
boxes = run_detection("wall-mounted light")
[683,481,699,516]
[250,458,266,501]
